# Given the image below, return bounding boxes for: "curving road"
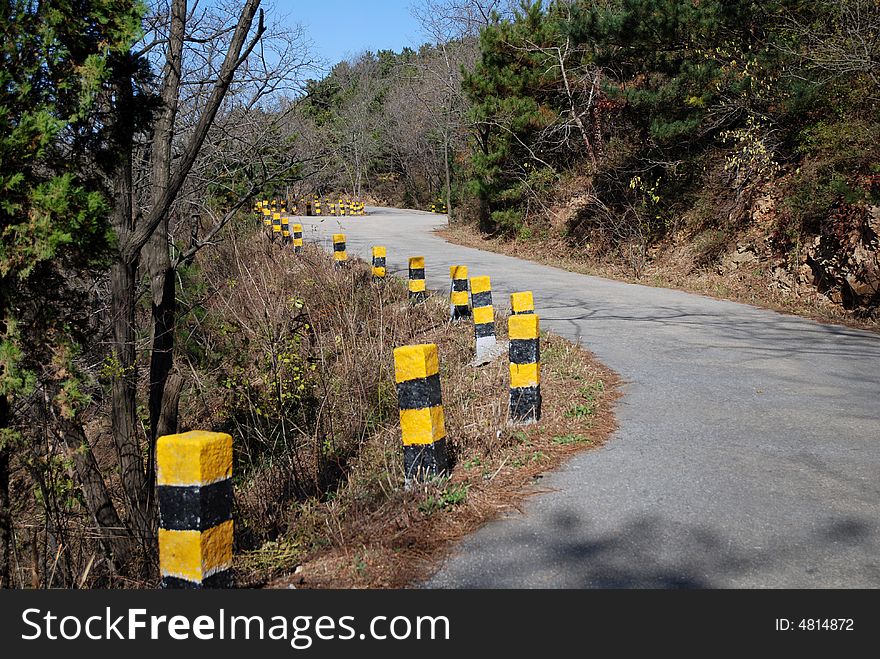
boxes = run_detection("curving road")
[298,207,880,588]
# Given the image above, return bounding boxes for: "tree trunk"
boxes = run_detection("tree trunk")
[59,419,132,570]
[144,0,185,492]
[110,258,152,542]
[155,372,183,442]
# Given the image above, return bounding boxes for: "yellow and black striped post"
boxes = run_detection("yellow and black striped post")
[281,214,291,243]
[394,343,448,483]
[508,314,541,425]
[157,430,234,589]
[333,233,347,266]
[510,291,535,315]
[314,196,322,216]
[408,256,426,303]
[271,211,282,240]
[372,246,386,279]
[338,198,346,216]
[449,265,471,321]
[262,207,271,228]
[471,276,496,363]
[292,223,303,254]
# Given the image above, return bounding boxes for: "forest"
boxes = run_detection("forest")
[1,0,877,587]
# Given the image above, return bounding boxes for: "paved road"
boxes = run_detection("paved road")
[299,207,880,588]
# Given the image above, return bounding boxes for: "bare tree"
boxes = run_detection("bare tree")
[54,0,317,574]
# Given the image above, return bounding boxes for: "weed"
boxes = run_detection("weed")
[565,403,595,419]
[552,434,593,446]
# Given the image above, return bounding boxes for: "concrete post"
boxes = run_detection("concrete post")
[394,343,448,483]
[157,430,234,588]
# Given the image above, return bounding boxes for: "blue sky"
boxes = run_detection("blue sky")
[274,0,429,71]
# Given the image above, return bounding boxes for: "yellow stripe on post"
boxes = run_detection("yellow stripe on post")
[158,520,234,583]
[508,314,539,341]
[510,362,540,389]
[399,406,446,445]
[473,305,494,326]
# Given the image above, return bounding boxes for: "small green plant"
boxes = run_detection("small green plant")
[419,483,470,514]
[552,434,593,446]
[565,403,595,419]
[464,457,483,469]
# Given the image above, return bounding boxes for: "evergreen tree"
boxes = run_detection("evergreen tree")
[0,0,144,585]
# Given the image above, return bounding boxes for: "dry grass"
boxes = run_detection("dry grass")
[439,225,880,333]
[186,219,619,589]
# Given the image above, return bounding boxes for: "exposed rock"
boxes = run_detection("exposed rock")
[805,205,880,309]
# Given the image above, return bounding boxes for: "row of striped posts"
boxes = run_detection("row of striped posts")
[256,197,366,217]
[156,225,542,588]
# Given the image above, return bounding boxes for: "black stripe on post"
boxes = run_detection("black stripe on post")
[373,257,386,267]
[409,267,425,280]
[509,386,542,423]
[161,570,234,590]
[334,242,346,252]
[471,291,493,308]
[452,279,469,292]
[403,438,447,482]
[157,480,233,531]
[396,374,443,409]
[475,322,496,339]
[293,232,302,239]
[509,339,540,366]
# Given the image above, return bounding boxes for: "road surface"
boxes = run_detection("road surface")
[298,207,880,588]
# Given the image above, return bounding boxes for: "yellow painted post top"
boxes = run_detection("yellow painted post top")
[450,265,468,279]
[409,256,425,269]
[156,430,232,487]
[293,223,302,232]
[510,291,535,314]
[372,245,386,258]
[272,212,281,220]
[394,343,439,383]
[470,276,491,294]
[333,233,345,243]
[509,313,539,340]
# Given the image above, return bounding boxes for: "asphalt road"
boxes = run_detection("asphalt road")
[298,207,880,588]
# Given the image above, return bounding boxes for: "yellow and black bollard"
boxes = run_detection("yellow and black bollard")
[271,211,282,240]
[510,291,535,315]
[449,265,471,321]
[408,256,426,303]
[262,207,271,228]
[372,246,386,279]
[281,214,291,244]
[508,314,541,425]
[292,223,303,254]
[470,276,497,363]
[157,430,234,588]
[333,233,347,266]
[394,343,448,483]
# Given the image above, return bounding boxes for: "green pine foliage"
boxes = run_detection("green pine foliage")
[0,0,144,402]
